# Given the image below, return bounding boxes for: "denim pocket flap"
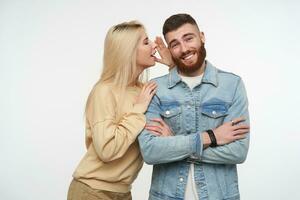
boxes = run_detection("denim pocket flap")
[201,102,229,118]
[160,107,181,118]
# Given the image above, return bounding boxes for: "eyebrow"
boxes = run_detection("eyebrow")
[168,33,196,46]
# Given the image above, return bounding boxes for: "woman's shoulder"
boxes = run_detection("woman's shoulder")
[89,83,116,102]
[93,82,114,93]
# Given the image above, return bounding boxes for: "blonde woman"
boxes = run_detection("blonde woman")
[67,21,173,200]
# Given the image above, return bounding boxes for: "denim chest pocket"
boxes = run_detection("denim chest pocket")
[160,106,182,133]
[201,104,228,118]
[201,100,230,129]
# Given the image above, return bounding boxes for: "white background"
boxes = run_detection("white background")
[1,0,299,199]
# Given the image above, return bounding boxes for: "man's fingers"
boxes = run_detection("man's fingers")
[145,125,162,133]
[151,118,169,128]
[233,129,249,136]
[231,117,246,125]
[150,118,165,126]
[234,133,247,140]
[148,130,161,136]
[151,118,169,127]
[233,124,250,130]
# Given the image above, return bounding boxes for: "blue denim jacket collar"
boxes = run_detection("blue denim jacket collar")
[167,61,218,89]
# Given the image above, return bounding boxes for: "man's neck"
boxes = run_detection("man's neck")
[179,61,206,77]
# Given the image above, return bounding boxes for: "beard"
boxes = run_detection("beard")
[173,42,206,75]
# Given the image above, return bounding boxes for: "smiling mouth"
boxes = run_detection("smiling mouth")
[182,52,195,61]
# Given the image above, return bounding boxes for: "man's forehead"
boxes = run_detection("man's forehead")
[165,23,199,43]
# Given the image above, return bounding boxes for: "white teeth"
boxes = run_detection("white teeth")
[183,54,193,60]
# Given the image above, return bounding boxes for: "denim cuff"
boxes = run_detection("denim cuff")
[189,133,203,160]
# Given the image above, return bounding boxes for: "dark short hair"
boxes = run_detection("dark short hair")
[163,13,198,36]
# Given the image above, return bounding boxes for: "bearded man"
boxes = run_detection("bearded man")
[138,13,250,200]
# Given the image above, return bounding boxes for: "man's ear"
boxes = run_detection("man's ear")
[200,32,206,43]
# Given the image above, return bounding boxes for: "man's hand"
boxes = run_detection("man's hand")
[154,36,175,68]
[202,117,250,148]
[214,117,250,145]
[145,118,173,137]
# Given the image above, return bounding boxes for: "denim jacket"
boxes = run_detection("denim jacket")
[138,61,250,200]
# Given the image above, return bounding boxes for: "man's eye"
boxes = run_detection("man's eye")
[171,43,179,48]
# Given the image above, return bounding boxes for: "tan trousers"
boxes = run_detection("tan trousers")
[67,179,132,200]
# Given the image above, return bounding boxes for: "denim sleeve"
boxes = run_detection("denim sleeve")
[138,95,203,165]
[200,78,250,164]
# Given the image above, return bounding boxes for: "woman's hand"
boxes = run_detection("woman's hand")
[145,118,173,137]
[154,36,175,68]
[213,117,250,145]
[134,82,157,113]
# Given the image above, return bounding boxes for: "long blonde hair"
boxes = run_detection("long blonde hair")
[85,21,148,117]
[101,21,147,87]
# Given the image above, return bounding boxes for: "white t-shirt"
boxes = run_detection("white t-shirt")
[180,74,203,200]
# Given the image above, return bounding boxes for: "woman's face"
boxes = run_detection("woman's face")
[136,31,157,69]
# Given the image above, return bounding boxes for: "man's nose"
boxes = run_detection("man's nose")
[180,42,188,53]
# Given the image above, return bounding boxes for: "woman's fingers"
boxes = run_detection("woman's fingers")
[143,83,157,101]
[143,82,157,95]
[148,89,157,101]
[155,36,167,49]
[146,82,157,91]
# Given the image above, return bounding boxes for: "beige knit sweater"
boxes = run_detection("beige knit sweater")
[73,83,146,193]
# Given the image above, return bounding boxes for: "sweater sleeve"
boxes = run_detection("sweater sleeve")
[87,85,146,162]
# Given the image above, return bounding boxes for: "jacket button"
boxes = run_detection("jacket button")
[179,177,184,182]
[212,110,217,115]
[165,110,170,115]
